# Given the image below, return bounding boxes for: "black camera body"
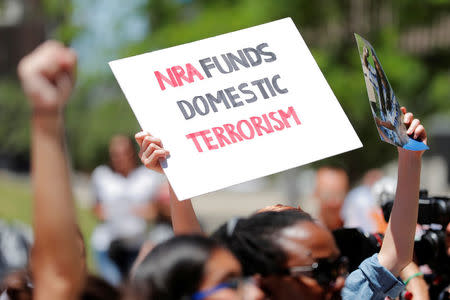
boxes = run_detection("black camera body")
[415,229,448,268]
[381,190,450,227]
[417,190,450,226]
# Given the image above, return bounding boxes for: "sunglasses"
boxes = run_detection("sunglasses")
[191,277,254,300]
[288,256,349,286]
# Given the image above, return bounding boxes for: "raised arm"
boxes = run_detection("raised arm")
[18,41,83,300]
[378,107,427,276]
[135,132,203,234]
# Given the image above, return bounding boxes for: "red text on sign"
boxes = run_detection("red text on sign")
[155,63,204,91]
[185,106,301,152]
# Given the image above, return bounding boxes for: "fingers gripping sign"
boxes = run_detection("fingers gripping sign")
[135,131,170,174]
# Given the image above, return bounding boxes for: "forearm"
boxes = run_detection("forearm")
[379,151,421,276]
[32,113,82,293]
[169,185,203,235]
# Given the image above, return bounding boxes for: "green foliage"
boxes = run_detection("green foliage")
[41,0,69,16]
[428,72,450,113]
[0,80,30,155]
[41,0,77,43]
[66,91,140,171]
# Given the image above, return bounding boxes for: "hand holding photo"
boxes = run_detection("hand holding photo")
[354,34,429,152]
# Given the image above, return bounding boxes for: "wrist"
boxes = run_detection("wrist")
[32,105,63,117]
[32,110,64,133]
[403,272,424,286]
[397,147,424,160]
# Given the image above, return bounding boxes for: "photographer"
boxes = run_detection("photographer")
[136,105,427,299]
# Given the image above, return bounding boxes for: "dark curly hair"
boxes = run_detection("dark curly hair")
[212,210,313,276]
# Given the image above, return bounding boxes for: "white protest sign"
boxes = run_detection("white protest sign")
[109,18,362,200]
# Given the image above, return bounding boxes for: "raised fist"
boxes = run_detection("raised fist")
[18,40,77,112]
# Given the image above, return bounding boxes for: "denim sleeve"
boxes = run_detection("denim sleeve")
[341,254,405,300]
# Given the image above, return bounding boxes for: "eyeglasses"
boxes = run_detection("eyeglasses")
[191,277,254,300]
[288,256,349,286]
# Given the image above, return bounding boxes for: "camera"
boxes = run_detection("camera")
[381,190,450,227]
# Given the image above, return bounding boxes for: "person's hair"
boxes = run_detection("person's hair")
[125,235,221,300]
[81,274,120,300]
[212,210,313,276]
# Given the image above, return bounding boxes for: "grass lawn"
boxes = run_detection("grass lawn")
[0,174,98,273]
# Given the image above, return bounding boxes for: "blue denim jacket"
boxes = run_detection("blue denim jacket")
[342,254,405,300]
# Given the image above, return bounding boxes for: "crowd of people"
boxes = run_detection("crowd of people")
[0,39,447,300]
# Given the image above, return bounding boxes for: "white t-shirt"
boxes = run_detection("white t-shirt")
[91,165,164,251]
[341,186,378,234]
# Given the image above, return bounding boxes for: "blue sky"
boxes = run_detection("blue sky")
[71,0,148,76]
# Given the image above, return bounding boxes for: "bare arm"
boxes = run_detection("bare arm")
[378,108,427,276]
[169,185,203,234]
[19,41,83,300]
[135,132,203,234]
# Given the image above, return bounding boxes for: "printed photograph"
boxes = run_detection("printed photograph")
[355,34,409,147]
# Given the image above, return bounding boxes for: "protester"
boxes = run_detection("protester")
[17,40,86,300]
[136,104,427,300]
[314,166,349,231]
[213,209,347,299]
[17,40,126,300]
[91,134,168,285]
[126,235,264,300]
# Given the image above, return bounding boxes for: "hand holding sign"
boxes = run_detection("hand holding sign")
[135,131,170,174]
